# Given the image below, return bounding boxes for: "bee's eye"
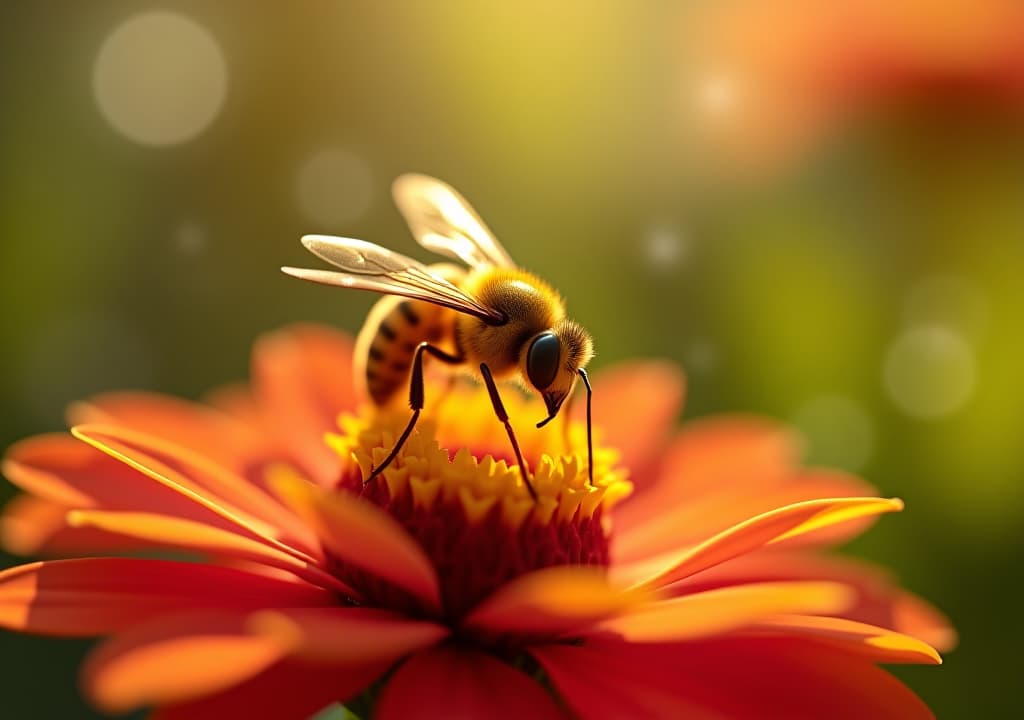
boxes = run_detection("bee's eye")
[526,332,560,390]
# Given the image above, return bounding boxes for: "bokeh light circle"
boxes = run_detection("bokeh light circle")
[295,148,373,228]
[684,338,717,375]
[696,70,740,118]
[92,12,228,146]
[793,394,875,471]
[174,220,207,257]
[884,325,976,419]
[644,224,688,270]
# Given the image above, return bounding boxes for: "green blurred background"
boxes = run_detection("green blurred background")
[1,1,1020,717]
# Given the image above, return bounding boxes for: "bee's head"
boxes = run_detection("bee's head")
[524,320,594,427]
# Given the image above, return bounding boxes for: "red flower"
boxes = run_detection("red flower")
[1,324,953,718]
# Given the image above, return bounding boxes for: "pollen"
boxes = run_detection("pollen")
[322,381,632,619]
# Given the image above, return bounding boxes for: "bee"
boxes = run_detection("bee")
[282,174,594,499]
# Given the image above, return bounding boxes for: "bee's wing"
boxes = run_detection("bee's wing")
[392,174,516,270]
[282,235,505,324]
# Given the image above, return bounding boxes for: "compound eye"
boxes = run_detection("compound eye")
[526,332,561,390]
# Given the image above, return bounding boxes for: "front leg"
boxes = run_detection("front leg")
[366,342,463,483]
[478,363,537,501]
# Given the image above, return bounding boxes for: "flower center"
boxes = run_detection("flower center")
[323,383,632,620]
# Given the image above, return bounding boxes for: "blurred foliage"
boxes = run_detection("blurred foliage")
[1,1,1022,717]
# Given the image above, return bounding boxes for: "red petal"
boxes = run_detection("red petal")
[628,497,904,590]
[592,582,852,643]
[748,615,942,665]
[249,606,447,663]
[271,473,441,612]
[204,384,273,441]
[64,510,349,593]
[463,566,646,638]
[531,641,722,718]
[0,494,138,556]
[665,550,957,652]
[252,325,358,486]
[0,558,332,636]
[151,661,386,720]
[376,646,566,720]
[613,469,876,565]
[66,392,261,474]
[82,612,290,713]
[533,635,935,719]
[613,415,800,542]
[3,434,233,529]
[71,424,316,552]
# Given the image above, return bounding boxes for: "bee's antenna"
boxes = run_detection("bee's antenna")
[578,368,593,486]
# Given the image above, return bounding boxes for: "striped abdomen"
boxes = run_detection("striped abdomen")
[354,296,458,406]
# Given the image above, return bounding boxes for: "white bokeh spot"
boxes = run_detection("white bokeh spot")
[296,149,373,228]
[174,220,207,257]
[695,70,740,118]
[93,11,228,146]
[684,337,717,375]
[884,325,976,420]
[644,224,688,270]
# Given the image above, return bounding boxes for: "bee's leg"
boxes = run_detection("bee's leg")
[367,342,463,483]
[578,369,594,486]
[478,363,538,501]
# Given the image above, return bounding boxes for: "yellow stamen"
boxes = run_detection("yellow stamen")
[327,390,632,529]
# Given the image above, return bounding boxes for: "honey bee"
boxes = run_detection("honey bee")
[282,174,594,499]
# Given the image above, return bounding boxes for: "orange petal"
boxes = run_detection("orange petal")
[579,361,686,482]
[614,415,800,536]
[664,550,958,652]
[72,424,316,553]
[0,558,332,636]
[67,391,261,473]
[249,607,447,663]
[631,497,904,590]
[65,510,348,594]
[376,646,565,720]
[204,384,271,437]
[82,612,290,713]
[0,494,136,556]
[593,581,852,643]
[151,661,387,720]
[270,473,441,612]
[749,615,942,664]
[890,588,958,653]
[252,324,357,486]
[613,469,876,565]
[3,434,225,524]
[533,635,936,720]
[463,566,646,637]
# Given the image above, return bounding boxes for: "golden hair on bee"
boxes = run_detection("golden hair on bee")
[282,174,594,500]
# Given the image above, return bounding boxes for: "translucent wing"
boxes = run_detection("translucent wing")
[282,235,505,323]
[392,174,517,270]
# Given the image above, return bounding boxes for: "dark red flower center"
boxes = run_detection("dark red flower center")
[323,403,630,623]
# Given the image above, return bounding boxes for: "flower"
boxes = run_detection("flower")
[684,0,1024,174]
[0,323,953,718]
